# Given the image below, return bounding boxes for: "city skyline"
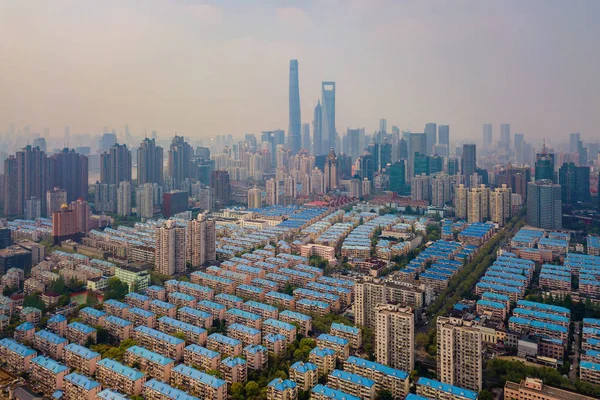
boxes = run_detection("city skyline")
[1,1,598,142]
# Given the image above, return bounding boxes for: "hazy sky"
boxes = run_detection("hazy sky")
[1,0,598,143]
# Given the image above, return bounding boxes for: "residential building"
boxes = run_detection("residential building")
[64,372,102,400]
[327,369,376,400]
[268,378,298,400]
[219,356,247,384]
[184,344,220,371]
[170,364,227,400]
[143,379,199,400]
[63,343,101,376]
[374,304,414,372]
[30,355,69,396]
[133,325,185,361]
[503,377,595,400]
[0,338,37,374]
[289,361,318,392]
[436,317,483,391]
[155,219,186,275]
[96,358,146,396]
[344,356,409,399]
[416,377,478,400]
[124,345,174,382]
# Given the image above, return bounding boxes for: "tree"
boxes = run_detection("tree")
[86,292,99,308]
[104,277,129,301]
[245,381,260,398]
[23,294,45,311]
[230,382,245,400]
[478,390,493,400]
[49,276,67,295]
[375,390,393,400]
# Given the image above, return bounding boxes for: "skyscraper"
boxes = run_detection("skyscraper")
[138,138,164,186]
[288,60,302,154]
[247,188,262,208]
[513,133,525,164]
[70,198,91,234]
[16,145,51,216]
[211,170,231,209]
[431,173,452,207]
[324,148,339,192]
[468,185,490,223]
[490,184,511,225]
[454,184,468,219]
[155,219,186,275]
[189,213,216,267]
[117,181,132,216]
[347,129,362,160]
[94,182,117,213]
[3,156,18,216]
[388,161,406,194]
[375,304,414,373]
[51,203,80,245]
[50,148,89,203]
[527,180,562,230]
[535,148,555,182]
[302,123,311,152]
[321,82,336,151]
[461,144,477,184]
[424,123,437,155]
[437,317,483,392]
[46,187,67,218]
[438,125,450,157]
[100,144,132,185]
[313,101,323,156]
[558,162,590,205]
[168,136,192,190]
[409,133,427,178]
[500,124,511,151]
[266,178,279,206]
[482,124,492,150]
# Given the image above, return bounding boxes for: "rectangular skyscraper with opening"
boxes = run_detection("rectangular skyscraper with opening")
[321,82,336,153]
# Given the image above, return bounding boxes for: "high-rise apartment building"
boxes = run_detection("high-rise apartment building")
[288,60,302,154]
[374,304,414,372]
[52,204,80,245]
[266,179,280,206]
[117,181,132,216]
[324,149,339,192]
[16,145,51,217]
[424,123,437,155]
[3,156,18,216]
[354,277,425,329]
[211,170,231,210]
[94,182,117,213]
[454,184,468,219]
[490,184,511,225]
[69,198,90,233]
[137,138,164,185]
[321,82,336,152]
[189,213,216,267]
[431,173,452,207]
[247,188,262,208]
[100,144,132,185]
[136,183,156,219]
[527,180,562,230]
[461,144,476,185]
[467,185,490,223]
[411,174,431,202]
[46,187,67,218]
[50,149,89,203]
[168,136,192,190]
[313,101,323,156]
[436,316,483,392]
[155,219,186,275]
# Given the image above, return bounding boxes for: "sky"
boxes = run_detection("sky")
[0,0,599,144]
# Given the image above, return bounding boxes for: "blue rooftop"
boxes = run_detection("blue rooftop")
[64,373,101,391]
[290,361,318,374]
[229,323,261,336]
[311,384,360,400]
[80,307,106,318]
[98,358,145,380]
[126,345,174,366]
[31,355,69,374]
[226,308,261,321]
[509,317,568,334]
[197,300,226,310]
[417,377,478,400]
[517,300,570,315]
[268,378,297,391]
[208,333,242,347]
[221,356,247,368]
[15,322,35,331]
[345,356,409,380]
[134,326,185,345]
[0,338,36,357]
[330,369,375,388]
[331,323,359,335]
[172,364,227,389]
[48,314,67,324]
[35,329,68,345]
[150,299,176,309]
[64,343,100,360]
[310,346,337,357]
[185,344,220,359]
[105,315,133,328]
[158,316,206,336]
[264,318,296,331]
[68,322,96,334]
[96,389,129,400]
[244,344,268,354]
[581,360,600,371]
[144,379,199,400]
[317,334,349,346]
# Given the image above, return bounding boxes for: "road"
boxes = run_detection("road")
[570,321,581,382]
